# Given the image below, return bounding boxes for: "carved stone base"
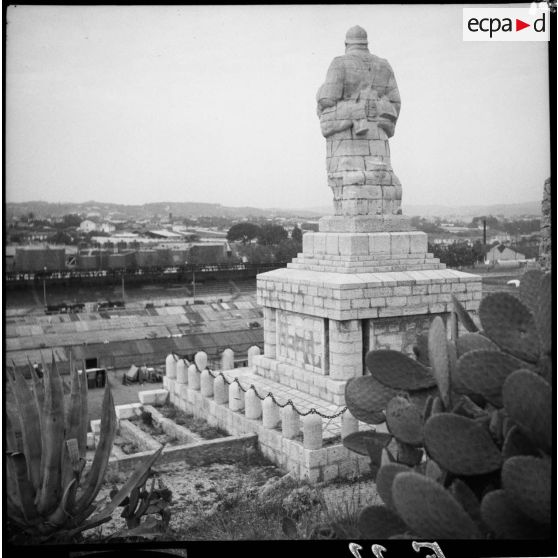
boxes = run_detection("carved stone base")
[319,214,412,233]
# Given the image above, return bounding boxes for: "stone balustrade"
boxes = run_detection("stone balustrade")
[160,350,370,482]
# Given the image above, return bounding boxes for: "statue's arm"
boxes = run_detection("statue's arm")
[383,62,401,119]
[376,61,401,137]
[316,58,345,114]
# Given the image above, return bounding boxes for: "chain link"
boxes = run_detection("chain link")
[200,367,347,419]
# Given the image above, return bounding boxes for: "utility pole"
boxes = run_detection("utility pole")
[121,271,125,301]
[192,268,196,301]
[43,266,47,306]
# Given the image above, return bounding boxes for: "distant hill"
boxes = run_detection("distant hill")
[5,200,321,220]
[402,201,541,218]
[5,199,540,221]
[306,201,541,219]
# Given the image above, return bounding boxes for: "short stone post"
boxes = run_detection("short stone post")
[165,353,177,379]
[341,410,359,438]
[281,406,300,439]
[303,413,322,450]
[247,346,261,367]
[194,351,208,371]
[188,364,200,390]
[245,388,262,420]
[214,374,228,404]
[200,369,214,397]
[176,359,188,384]
[229,382,245,412]
[262,396,280,429]
[221,348,235,371]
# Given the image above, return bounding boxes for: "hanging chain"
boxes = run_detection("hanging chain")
[195,367,347,419]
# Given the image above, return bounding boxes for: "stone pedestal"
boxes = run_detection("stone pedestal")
[255,229,482,405]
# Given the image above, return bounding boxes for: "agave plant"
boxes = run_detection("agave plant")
[6,356,163,543]
[343,269,552,539]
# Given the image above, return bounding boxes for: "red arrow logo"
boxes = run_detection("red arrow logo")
[516,19,530,31]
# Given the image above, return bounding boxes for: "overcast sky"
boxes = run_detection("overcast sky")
[5,4,550,211]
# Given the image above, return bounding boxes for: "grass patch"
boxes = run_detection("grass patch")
[159,404,228,440]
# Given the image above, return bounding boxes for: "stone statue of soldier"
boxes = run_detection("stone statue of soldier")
[316,26,403,219]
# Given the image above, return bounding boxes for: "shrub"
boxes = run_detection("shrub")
[6,357,163,543]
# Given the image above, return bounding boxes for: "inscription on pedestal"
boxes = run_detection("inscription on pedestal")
[276,310,326,373]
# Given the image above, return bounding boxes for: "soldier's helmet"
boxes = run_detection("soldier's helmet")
[345,25,368,46]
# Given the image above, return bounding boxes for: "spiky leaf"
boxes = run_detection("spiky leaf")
[392,473,481,539]
[501,456,551,525]
[424,413,502,475]
[78,369,89,458]
[358,505,408,538]
[8,452,39,522]
[8,367,42,492]
[342,430,391,457]
[451,294,478,332]
[375,463,411,510]
[455,349,528,407]
[428,317,451,408]
[502,369,552,453]
[37,357,66,516]
[385,396,424,446]
[76,445,164,533]
[481,489,549,540]
[74,383,117,515]
[366,350,436,391]
[479,293,539,362]
[345,375,397,424]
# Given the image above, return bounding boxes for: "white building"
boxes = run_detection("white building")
[79,219,98,233]
[485,244,525,265]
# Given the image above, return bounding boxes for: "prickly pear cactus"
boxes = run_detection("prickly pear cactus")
[348,270,552,540]
[423,413,502,475]
[391,472,481,539]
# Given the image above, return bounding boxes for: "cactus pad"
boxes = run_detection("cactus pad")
[518,269,543,315]
[412,331,430,366]
[392,472,481,539]
[375,463,411,509]
[456,333,499,357]
[502,369,552,453]
[535,272,551,356]
[358,505,408,538]
[481,489,549,539]
[424,459,444,483]
[502,425,538,460]
[455,349,528,407]
[424,413,502,475]
[385,396,424,446]
[342,430,391,457]
[344,376,396,424]
[452,294,479,332]
[479,293,539,363]
[449,479,482,525]
[428,317,451,408]
[385,438,423,467]
[502,456,551,525]
[365,350,436,391]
